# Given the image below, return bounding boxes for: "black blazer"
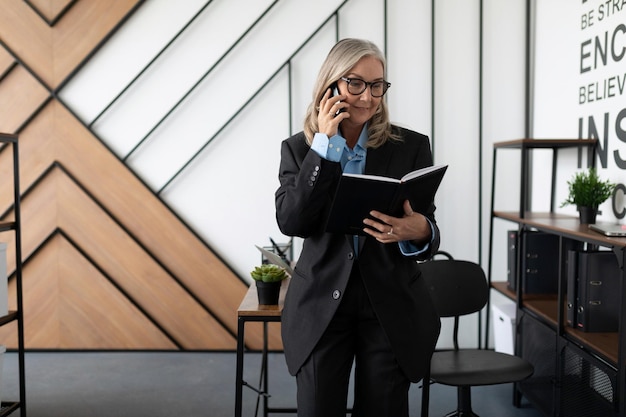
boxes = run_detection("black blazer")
[275,126,441,382]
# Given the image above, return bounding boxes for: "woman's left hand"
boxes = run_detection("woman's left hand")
[363,200,431,244]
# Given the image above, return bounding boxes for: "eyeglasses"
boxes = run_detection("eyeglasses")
[340,77,391,97]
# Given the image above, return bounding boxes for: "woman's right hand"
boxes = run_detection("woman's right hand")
[317,88,348,137]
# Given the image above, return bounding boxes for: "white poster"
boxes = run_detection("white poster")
[534,0,626,220]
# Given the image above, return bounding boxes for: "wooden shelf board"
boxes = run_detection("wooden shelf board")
[564,327,618,365]
[493,211,626,247]
[0,401,20,417]
[0,311,18,326]
[523,298,559,325]
[491,281,514,300]
[0,222,15,233]
[493,138,597,149]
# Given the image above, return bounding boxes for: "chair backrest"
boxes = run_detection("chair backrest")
[419,258,489,319]
[420,256,489,350]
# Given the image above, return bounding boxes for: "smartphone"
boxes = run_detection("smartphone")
[330,83,345,116]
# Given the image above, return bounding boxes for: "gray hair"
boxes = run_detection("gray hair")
[303,38,398,148]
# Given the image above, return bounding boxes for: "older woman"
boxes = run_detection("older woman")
[275,38,441,417]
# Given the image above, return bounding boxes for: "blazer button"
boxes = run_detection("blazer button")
[347,252,354,260]
[332,290,341,300]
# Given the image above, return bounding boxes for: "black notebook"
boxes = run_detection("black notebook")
[325,164,448,235]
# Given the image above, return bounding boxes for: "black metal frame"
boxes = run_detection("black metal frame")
[0,133,26,417]
[486,138,598,349]
[235,316,292,417]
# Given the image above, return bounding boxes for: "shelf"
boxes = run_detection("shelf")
[524,298,558,327]
[0,133,18,143]
[493,211,626,247]
[0,311,18,326]
[564,327,618,366]
[0,222,16,233]
[493,138,597,149]
[491,281,514,299]
[0,402,20,417]
[491,138,598,219]
[487,137,626,415]
[492,262,619,365]
[527,297,617,365]
[491,281,559,304]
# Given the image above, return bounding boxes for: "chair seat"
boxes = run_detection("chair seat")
[430,350,534,387]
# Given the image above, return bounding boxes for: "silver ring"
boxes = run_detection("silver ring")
[387,227,393,235]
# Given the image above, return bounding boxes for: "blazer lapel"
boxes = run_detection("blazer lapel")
[363,142,395,176]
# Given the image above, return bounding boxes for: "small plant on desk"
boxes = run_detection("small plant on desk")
[250,264,288,305]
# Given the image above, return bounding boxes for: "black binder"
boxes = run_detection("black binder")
[575,251,620,332]
[522,231,560,294]
[507,230,518,291]
[566,250,578,327]
[508,230,582,295]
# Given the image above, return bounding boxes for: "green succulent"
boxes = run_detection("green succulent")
[561,168,616,208]
[250,264,288,283]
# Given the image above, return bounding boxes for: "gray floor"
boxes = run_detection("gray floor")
[0,351,544,417]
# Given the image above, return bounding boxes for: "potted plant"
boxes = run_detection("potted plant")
[560,167,616,224]
[250,264,288,305]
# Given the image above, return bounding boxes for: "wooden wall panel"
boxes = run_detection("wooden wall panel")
[0,0,280,350]
[0,46,12,75]
[25,0,74,24]
[0,0,141,86]
[0,234,179,349]
[0,66,49,132]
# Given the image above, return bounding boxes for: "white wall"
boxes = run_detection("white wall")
[481,0,528,346]
[59,0,534,348]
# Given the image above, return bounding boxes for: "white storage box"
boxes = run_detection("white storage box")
[492,301,516,355]
[0,242,7,317]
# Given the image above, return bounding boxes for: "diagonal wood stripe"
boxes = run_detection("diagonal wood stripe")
[0,46,13,78]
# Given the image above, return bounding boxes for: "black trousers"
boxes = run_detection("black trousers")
[295,265,410,417]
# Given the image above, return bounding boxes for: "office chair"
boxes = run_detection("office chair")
[420,252,534,417]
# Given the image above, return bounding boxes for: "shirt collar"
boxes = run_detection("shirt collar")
[355,124,369,151]
[339,123,369,154]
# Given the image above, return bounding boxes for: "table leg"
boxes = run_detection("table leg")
[263,322,268,417]
[235,317,245,417]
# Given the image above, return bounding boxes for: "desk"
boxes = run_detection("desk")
[235,280,293,417]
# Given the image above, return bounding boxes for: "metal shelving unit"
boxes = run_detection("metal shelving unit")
[487,138,626,416]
